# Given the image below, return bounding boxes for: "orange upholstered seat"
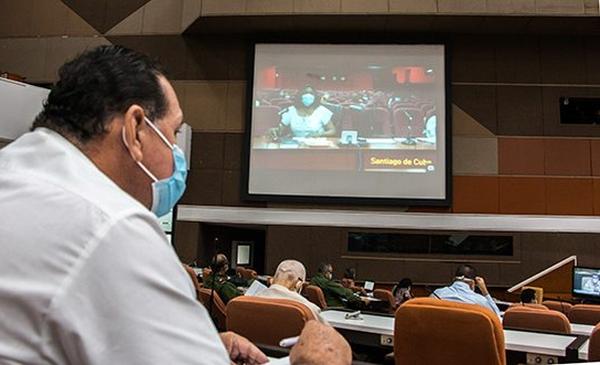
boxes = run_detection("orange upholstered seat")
[568,304,600,325]
[304,285,327,309]
[183,264,202,301]
[508,303,549,311]
[373,289,397,313]
[394,297,505,365]
[226,296,316,346]
[589,322,600,361]
[503,305,571,334]
[198,287,227,331]
[542,300,573,315]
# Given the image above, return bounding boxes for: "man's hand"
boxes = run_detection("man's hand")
[475,276,489,296]
[220,332,268,365]
[290,321,351,365]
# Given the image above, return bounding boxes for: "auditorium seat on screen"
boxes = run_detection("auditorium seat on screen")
[198,287,227,331]
[542,300,573,315]
[503,306,571,334]
[589,323,600,361]
[253,105,280,136]
[304,285,327,309]
[373,289,397,314]
[568,304,600,325]
[394,298,505,365]
[226,296,316,346]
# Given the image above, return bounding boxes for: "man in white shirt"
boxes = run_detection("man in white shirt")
[0,45,347,365]
[432,264,502,317]
[257,260,327,324]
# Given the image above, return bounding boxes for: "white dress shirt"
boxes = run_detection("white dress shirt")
[432,281,502,317]
[257,284,327,324]
[281,105,333,137]
[0,128,230,364]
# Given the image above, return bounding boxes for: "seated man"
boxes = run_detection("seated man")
[311,263,361,308]
[341,268,366,295]
[520,288,537,304]
[432,264,501,317]
[203,254,242,304]
[258,260,327,324]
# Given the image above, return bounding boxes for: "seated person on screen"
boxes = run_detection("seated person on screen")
[520,288,537,304]
[432,264,501,317]
[392,277,413,306]
[268,86,336,139]
[311,263,361,308]
[203,254,242,304]
[341,268,366,295]
[257,259,327,324]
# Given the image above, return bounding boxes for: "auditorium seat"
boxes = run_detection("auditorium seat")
[542,300,573,315]
[503,306,571,334]
[182,264,202,301]
[508,303,549,311]
[392,107,425,138]
[198,287,227,331]
[568,304,600,325]
[304,285,328,309]
[394,298,505,365]
[373,289,397,314]
[226,296,316,346]
[589,322,600,361]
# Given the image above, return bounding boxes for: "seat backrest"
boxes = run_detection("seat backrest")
[568,304,600,325]
[589,322,600,361]
[542,300,573,315]
[394,298,505,365]
[226,296,316,346]
[304,285,327,309]
[373,289,396,313]
[508,303,549,311]
[198,287,227,331]
[182,264,202,301]
[503,306,571,334]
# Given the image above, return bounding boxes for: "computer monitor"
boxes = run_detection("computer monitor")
[573,266,600,300]
[364,281,375,291]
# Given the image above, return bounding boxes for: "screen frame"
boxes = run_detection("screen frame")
[572,265,600,301]
[241,38,452,207]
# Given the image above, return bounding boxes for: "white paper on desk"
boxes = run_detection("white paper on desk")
[267,356,290,365]
[245,280,267,296]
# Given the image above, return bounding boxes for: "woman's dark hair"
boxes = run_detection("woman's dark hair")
[32,45,167,142]
[398,278,412,289]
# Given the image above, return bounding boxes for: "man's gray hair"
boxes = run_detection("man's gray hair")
[274,260,306,282]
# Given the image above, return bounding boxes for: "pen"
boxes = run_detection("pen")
[278,336,299,348]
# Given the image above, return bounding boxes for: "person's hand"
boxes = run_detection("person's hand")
[475,276,489,296]
[290,321,351,365]
[220,332,268,365]
[268,128,279,141]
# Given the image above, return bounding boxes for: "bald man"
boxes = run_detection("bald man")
[257,260,326,324]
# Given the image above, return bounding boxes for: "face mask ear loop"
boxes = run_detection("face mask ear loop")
[122,126,159,183]
[144,116,174,150]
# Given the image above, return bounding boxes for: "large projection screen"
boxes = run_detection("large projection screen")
[244,43,450,205]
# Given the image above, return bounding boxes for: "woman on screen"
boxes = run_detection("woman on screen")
[269,86,336,139]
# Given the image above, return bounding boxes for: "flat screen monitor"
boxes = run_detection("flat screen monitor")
[364,280,375,291]
[573,266,600,300]
[244,42,450,205]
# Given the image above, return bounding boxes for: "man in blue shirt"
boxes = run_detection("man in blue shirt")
[432,264,501,317]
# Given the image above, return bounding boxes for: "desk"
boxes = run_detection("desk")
[571,323,594,336]
[579,339,589,361]
[322,309,588,362]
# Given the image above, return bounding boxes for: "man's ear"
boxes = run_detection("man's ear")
[122,105,145,162]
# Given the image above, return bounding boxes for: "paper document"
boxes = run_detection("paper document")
[245,280,267,296]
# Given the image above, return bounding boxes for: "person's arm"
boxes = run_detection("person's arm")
[475,277,502,317]
[325,280,359,303]
[43,213,234,364]
[320,120,336,137]
[290,321,351,365]
[220,282,243,304]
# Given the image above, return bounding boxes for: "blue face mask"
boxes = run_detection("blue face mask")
[301,93,315,107]
[124,117,188,218]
